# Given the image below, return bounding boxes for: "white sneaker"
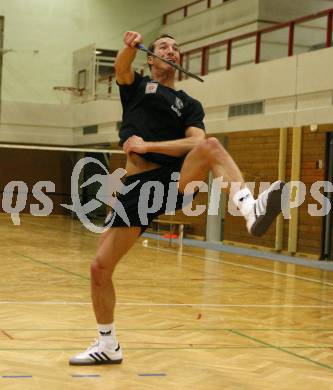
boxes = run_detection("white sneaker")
[247,181,286,237]
[69,340,123,366]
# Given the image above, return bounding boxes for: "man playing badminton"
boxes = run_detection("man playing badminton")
[70,31,285,365]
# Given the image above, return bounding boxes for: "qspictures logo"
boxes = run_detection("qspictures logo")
[1,157,333,233]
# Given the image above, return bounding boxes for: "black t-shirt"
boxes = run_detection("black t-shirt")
[118,72,205,166]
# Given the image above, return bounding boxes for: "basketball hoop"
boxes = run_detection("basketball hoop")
[53,86,85,96]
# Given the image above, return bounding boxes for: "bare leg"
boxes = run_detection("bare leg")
[69,226,141,365]
[177,137,285,237]
[91,226,141,324]
[178,137,244,192]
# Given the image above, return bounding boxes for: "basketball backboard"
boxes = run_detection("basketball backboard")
[72,44,120,101]
[72,43,96,102]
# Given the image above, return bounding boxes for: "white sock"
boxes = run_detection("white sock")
[98,323,117,346]
[233,187,255,225]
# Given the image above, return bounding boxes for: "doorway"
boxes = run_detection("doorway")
[0,17,4,118]
[321,132,333,260]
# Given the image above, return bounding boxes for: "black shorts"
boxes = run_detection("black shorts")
[104,164,198,234]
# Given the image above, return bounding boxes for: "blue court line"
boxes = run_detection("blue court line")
[72,374,101,378]
[143,233,333,271]
[2,375,32,378]
[138,373,167,377]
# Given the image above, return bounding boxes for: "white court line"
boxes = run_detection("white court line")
[0,301,333,308]
[147,245,333,287]
[7,220,333,288]
[0,143,125,154]
[6,218,333,287]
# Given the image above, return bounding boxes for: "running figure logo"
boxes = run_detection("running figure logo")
[61,157,139,233]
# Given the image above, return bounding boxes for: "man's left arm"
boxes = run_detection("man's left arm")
[123,127,205,157]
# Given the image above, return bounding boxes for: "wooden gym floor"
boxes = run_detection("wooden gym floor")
[1,213,333,390]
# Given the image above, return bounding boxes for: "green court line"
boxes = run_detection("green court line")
[3,328,333,332]
[0,347,269,351]
[228,328,333,332]
[22,219,99,239]
[0,346,332,351]
[21,218,333,285]
[229,329,333,372]
[17,220,333,289]
[14,252,89,281]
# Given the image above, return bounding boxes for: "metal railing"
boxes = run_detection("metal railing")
[163,0,224,25]
[178,8,333,80]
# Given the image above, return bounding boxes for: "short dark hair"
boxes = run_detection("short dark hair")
[147,34,176,54]
[147,34,178,70]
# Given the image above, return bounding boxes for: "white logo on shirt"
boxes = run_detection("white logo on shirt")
[145,82,158,94]
[175,97,184,110]
[171,105,182,117]
[171,96,183,117]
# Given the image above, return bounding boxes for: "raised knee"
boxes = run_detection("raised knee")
[91,258,112,287]
[208,137,230,159]
[196,137,227,162]
[206,137,220,148]
[196,138,215,154]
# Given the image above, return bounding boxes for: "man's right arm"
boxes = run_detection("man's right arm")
[115,31,143,85]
